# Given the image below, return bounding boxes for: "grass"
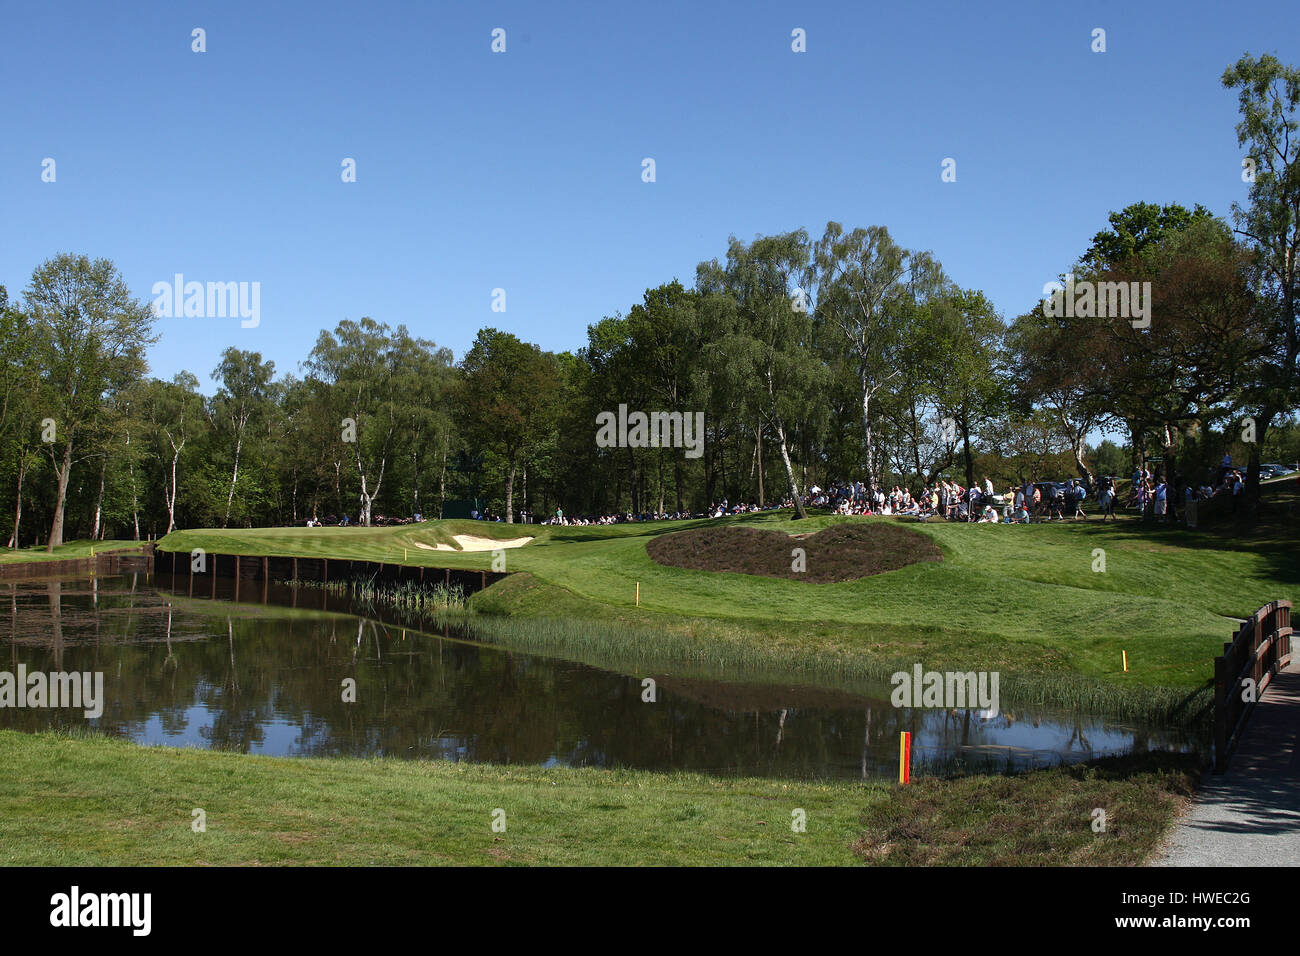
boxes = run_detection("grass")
[0,539,142,565]
[853,750,1200,865]
[159,507,1300,696]
[0,730,1197,866]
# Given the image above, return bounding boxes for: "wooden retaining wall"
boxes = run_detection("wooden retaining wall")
[156,549,508,598]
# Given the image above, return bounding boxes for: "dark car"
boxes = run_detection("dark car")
[1031,480,1072,502]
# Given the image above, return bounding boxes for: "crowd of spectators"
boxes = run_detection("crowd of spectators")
[302,454,1293,529]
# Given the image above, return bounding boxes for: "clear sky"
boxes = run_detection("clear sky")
[2,0,1294,392]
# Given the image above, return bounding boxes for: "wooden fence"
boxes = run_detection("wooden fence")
[158,549,507,599]
[1214,599,1293,771]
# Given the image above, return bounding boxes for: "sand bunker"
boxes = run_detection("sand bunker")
[414,535,533,553]
[452,534,533,552]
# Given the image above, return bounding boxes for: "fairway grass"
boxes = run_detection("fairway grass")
[0,731,1198,867]
[160,511,1300,696]
[0,539,141,565]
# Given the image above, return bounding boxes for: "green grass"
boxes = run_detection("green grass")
[160,509,1300,696]
[0,539,141,564]
[0,731,1196,866]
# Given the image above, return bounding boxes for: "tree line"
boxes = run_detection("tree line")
[1,54,1297,546]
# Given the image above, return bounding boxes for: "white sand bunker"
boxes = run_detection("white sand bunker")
[414,535,533,553]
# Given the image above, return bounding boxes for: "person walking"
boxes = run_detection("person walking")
[1070,479,1088,520]
[1100,476,1116,522]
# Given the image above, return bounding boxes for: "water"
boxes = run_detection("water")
[0,574,1207,780]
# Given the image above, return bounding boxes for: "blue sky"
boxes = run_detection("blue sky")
[2,0,1294,392]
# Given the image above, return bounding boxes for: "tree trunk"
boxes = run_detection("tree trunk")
[127,430,140,541]
[674,456,683,513]
[412,446,420,516]
[756,419,764,507]
[222,431,243,528]
[91,455,106,541]
[46,439,74,552]
[8,448,28,549]
[656,451,664,515]
[166,445,180,533]
[438,443,447,519]
[626,445,639,514]
[1072,434,1094,488]
[1243,410,1271,522]
[775,421,807,519]
[961,417,974,491]
[505,455,517,523]
[860,370,880,500]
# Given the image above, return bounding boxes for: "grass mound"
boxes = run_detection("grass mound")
[645,521,942,583]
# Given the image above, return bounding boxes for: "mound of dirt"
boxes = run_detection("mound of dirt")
[646,522,941,583]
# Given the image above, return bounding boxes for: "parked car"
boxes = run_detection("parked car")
[1261,463,1298,479]
[1030,481,1072,506]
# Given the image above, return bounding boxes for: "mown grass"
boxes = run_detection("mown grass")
[160,509,1300,695]
[454,575,1210,724]
[0,730,1195,867]
[0,539,141,565]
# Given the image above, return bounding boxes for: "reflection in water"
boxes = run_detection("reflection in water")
[0,575,1208,780]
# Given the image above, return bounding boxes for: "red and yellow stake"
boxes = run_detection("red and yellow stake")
[899,731,912,784]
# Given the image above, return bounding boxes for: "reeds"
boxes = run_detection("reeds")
[283,577,466,615]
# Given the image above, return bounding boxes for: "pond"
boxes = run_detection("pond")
[0,574,1207,780]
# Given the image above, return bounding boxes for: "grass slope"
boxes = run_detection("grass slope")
[0,731,1196,867]
[161,511,1299,693]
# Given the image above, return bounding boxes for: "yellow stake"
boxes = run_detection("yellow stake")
[1122,650,1128,672]
[636,582,640,607]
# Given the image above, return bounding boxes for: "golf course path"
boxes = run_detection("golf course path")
[1152,661,1300,867]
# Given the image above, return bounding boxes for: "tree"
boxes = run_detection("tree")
[812,223,947,500]
[1014,205,1265,487]
[1222,53,1300,513]
[212,348,276,528]
[623,282,705,514]
[926,289,1008,490]
[698,231,824,519]
[24,254,155,550]
[142,373,205,534]
[0,287,41,547]
[390,334,453,519]
[456,329,561,523]
[306,318,403,526]
[1081,201,1216,270]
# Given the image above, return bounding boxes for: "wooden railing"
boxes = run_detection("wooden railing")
[1214,600,1292,772]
